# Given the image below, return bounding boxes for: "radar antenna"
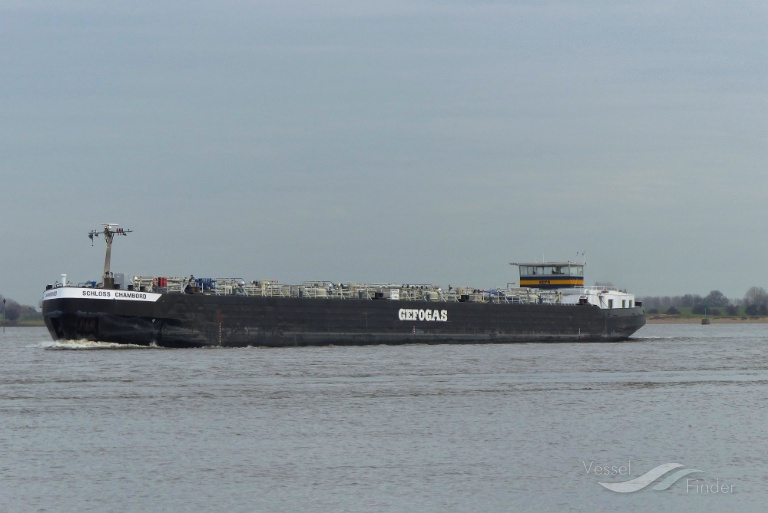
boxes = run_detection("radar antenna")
[88,223,132,289]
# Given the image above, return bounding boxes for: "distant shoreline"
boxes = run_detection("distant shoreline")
[0,321,45,328]
[5,318,766,327]
[646,316,768,324]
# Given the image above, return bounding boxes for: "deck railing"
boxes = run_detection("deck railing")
[52,276,636,308]
[123,276,571,304]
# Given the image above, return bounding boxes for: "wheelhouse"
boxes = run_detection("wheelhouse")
[512,262,585,290]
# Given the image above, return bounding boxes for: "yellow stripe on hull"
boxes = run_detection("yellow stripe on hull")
[520,279,584,287]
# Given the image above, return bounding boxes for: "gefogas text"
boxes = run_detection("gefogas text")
[398,309,448,322]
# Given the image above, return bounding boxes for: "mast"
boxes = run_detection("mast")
[89,223,132,289]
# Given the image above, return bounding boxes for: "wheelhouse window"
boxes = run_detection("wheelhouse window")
[518,264,583,277]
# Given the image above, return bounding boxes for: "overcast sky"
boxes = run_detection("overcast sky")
[1,0,766,306]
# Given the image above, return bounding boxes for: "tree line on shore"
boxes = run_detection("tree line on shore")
[0,295,41,323]
[640,287,768,316]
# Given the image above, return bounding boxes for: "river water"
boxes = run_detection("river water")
[2,324,767,512]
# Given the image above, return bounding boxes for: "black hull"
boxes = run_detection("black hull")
[43,293,646,348]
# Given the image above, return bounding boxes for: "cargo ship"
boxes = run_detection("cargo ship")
[42,224,646,347]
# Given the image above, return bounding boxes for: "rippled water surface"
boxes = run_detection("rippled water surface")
[2,325,768,512]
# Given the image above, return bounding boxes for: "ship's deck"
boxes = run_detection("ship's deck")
[101,276,639,309]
